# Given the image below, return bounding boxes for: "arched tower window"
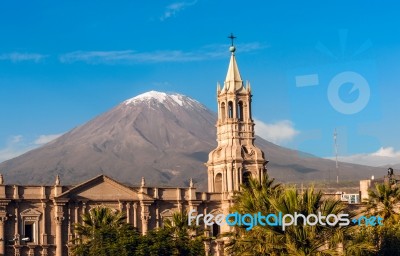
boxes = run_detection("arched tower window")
[215,173,222,192]
[220,102,226,120]
[212,223,220,237]
[228,101,234,118]
[237,101,244,121]
[243,171,251,187]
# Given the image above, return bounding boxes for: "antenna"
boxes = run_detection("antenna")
[334,128,339,184]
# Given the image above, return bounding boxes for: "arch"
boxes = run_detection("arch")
[160,209,176,227]
[237,101,244,121]
[220,102,226,120]
[242,171,252,187]
[209,209,223,215]
[209,209,222,237]
[160,209,174,219]
[228,101,234,118]
[214,173,223,192]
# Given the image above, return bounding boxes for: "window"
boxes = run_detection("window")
[23,223,34,243]
[20,208,41,244]
[215,173,222,192]
[212,223,220,237]
[243,172,251,187]
[160,209,174,227]
[220,102,226,120]
[237,101,244,121]
[341,194,360,204]
[228,101,233,118]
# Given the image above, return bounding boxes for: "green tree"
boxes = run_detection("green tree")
[163,211,205,256]
[138,211,205,256]
[364,182,400,255]
[269,186,351,256]
[226,174,283,255]
[163,211,198,238]
[136,228,175,256]
[367,182,400,223]
[71,206,140,256]
[226,176,375,256]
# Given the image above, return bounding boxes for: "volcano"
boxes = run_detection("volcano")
[0,91,382,190]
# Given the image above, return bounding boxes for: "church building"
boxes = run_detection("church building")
[0,44,267,256]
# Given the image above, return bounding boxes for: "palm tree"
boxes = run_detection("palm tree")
[232,174,282,214]
[226,174,283,255]
[71,206,138,256]
[74,206,126,236]
[364,182,400,255]
[367,182,400,223]
[163,211,199,238]
[162,211,204,256]
[268,186,348,255]
[227,177,376,256]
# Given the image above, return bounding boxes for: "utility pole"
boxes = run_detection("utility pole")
[334,128,339,184]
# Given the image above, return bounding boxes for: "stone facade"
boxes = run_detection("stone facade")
[0,46,266,256]
[0,175,225,256]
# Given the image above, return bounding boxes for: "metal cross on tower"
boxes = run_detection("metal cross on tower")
[228,33,236,46]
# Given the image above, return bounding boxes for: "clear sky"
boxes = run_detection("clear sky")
[1,1,400,166]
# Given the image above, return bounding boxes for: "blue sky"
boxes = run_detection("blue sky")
[1,1,400,166]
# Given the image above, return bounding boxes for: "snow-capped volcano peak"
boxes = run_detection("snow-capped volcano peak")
[125,91,168,104]
[124,90,205,109]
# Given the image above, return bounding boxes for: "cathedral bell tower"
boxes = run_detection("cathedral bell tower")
[207,39,267,193]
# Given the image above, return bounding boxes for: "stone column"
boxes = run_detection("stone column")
[41,201,47,245]
[14,203,19,245]
[204,240,211,256]
[203,206,208,230]
[239,168,243,190]
[155,206,159,229]
[227,165,233,191]
[28,245,35,256]
[126,202,131,224]
[223,168,227,192]
[81,201,87,219]
[13,245,21,256]
[133,203,137,228]
[0,215,7,256]
[68,205,73,242]
[208,170,214,192]
[216,240,223,256]
[54,202,65,256]
[74,202,79,238]
[55,216,64,256]
[140,203,151,235]
[41,246,48,256]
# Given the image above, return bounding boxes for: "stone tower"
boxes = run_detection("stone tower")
[207,44,267,193]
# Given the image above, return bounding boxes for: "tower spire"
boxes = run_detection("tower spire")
[206,35,267,194]
[223,33,244,93]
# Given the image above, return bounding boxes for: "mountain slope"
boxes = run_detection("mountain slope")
[0,91,383,190]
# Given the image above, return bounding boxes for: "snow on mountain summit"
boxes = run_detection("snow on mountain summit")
[125,91,167,104]
[124,90,205,109]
